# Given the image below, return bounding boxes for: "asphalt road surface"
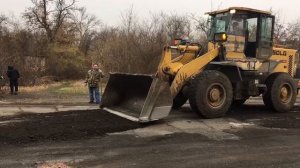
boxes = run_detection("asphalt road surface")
[0,97,299,168]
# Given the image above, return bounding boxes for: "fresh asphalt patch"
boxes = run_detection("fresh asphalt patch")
[0,104,299,145]
[0,102,299,168]
[0,109,141,145]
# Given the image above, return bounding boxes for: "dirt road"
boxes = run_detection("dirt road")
[0,97,299,168]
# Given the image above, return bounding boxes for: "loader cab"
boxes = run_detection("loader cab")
[208,7,275,60]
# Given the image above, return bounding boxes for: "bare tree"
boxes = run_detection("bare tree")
[162,13,192,40]
[71,7,100,39]
[71,7,101,56]
[191,14,211,52]
[121,5,138,34]
[0,14,7,25]
[24,0,76,43]
[0,14,8,37]
[192,15,211,38]
[285,20,300,50]
[270,9,288,45]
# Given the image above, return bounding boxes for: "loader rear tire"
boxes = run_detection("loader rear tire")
[172,91,188,109]
[189,70,233,118]
[263,73,297,113]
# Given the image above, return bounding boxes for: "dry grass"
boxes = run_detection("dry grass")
[1,81,88,95]
[50,81,87,95]
[20,83,61,93]
[0,80,107,97]
[37,162,71,168]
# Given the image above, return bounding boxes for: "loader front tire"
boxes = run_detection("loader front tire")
[263,73,297,113]
[172,91,188,109]
[189,70,233,118]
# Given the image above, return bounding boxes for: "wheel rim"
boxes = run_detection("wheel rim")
[207,83,226,108]
[279,83,292,104]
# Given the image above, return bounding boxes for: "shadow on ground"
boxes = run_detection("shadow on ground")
[179,103,300,129]
[228,104,300,129]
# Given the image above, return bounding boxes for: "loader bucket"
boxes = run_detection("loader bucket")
[100,73,173,123]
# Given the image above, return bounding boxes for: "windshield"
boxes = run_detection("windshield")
[209,13,230,41]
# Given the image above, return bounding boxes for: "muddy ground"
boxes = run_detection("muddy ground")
[0,98,299,168]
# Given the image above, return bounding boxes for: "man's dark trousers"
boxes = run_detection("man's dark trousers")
[10,79,18,94]
[89,87,100,103]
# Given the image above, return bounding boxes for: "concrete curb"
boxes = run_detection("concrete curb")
[0,105,100,117]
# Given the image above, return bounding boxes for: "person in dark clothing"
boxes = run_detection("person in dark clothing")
[6,66,20,95]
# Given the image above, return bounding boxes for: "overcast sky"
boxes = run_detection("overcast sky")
[0,0,299,25]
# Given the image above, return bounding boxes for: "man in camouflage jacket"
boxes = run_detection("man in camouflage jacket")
[86,64,104,104]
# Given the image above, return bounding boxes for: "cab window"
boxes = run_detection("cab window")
[209,13,229,41]
[247,18,258,42]
[258,16,273,58]
[228,18,244,36]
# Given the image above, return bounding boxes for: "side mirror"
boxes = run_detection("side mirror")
[214,33,228,43]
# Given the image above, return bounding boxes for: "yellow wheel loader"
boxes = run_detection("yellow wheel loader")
[101,7,300,122]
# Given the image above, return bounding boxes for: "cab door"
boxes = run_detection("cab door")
[257,15,274,59]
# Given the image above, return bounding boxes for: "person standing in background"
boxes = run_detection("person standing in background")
[85,64,104,104]
[6,66,20,95]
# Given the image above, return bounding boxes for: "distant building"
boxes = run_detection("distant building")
[24,55,46,72]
